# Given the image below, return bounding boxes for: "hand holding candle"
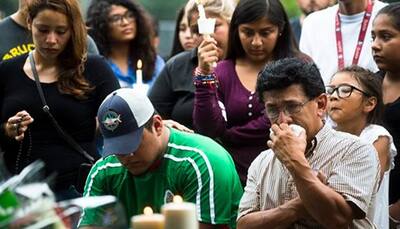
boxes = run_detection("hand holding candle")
[195,0,217,68]
[162,196,198,229]
[131,206,165,229]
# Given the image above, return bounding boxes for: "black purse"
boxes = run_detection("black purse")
[28,52,94,194]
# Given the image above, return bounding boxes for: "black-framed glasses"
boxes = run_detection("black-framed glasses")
[325,84,369,99]
[109,11,135,25]
[265,99,311,119]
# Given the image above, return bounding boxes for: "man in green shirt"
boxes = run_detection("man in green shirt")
[79,88,243,229]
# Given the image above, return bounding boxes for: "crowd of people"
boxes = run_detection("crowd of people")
[0,0,400,228]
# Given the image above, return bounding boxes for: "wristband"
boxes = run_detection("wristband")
[193,67,218,87]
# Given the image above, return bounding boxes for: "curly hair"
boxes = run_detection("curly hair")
[86,0,157,82]
[28,0,93,100]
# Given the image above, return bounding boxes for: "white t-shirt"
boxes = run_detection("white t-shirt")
[300,1,387,84]
[360,124,397,229]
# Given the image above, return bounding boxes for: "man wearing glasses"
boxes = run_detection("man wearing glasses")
[237,58,380,228]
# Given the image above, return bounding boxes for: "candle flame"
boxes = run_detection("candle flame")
[143,206,153,215]
[137,59,142,69]
[173,195,183,203]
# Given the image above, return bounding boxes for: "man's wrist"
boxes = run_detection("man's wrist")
[285,153,310,174]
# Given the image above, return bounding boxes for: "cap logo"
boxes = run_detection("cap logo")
[102,110,122,131]
[164,190,174,204]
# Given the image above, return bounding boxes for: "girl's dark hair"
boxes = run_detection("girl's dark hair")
[226,0,300,61]
[169,6,186,58]
[28,0,93,100]
[377,2,400,31]
[86,0,156,82]
[336,66,384,125]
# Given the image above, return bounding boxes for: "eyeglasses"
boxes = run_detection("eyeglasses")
[265,99,311,119]
[325,84,369,99]
[109,11,135,25]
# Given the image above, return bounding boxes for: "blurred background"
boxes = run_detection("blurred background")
[0,0,399,59]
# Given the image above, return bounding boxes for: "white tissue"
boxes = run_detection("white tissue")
[269,124,305,138]
[289,124,305,136]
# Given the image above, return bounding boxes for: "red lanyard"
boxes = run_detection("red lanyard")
[335,0,373,70]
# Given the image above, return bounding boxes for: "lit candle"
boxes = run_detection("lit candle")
[136,59,143,86]
[161,196,198,229]
[131,206,165,229]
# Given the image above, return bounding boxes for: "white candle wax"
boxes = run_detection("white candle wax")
[197,4,206,19]
[195,1,217,68]
[161,196,198,229]
[131,207,165,229]
[136,59,143,85]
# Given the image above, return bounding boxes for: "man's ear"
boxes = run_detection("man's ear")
[316,93,328,118]
[152,115,163,136]
[363,96,377,113]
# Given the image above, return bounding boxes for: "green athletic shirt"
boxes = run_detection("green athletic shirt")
[79,128,243,228]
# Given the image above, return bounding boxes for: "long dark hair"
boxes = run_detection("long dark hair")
[169,6,186,58]
[226,0,299,61]
[86,0,156,81]
[28,0,93,100]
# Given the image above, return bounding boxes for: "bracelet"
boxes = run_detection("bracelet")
[193,67,218,87]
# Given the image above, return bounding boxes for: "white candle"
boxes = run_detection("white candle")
[195,0,217,68]
[162,196,198,229]
[131,206,165,229]
[195,0,206,19]
[136,59,143,85]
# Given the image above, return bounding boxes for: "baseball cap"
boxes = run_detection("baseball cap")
[97,88,154,157]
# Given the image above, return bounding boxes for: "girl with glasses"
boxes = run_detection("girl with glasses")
[327,66,396,229]
[371,3,400,226]
[86,0,165,89]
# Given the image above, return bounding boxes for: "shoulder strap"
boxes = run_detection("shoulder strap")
[28,52,94,164]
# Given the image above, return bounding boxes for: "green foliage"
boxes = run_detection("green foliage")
[281,0,301,18]
[0,0,18,17]
[138,0,187,20]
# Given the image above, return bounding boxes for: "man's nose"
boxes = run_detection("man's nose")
[276,110,292,125]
